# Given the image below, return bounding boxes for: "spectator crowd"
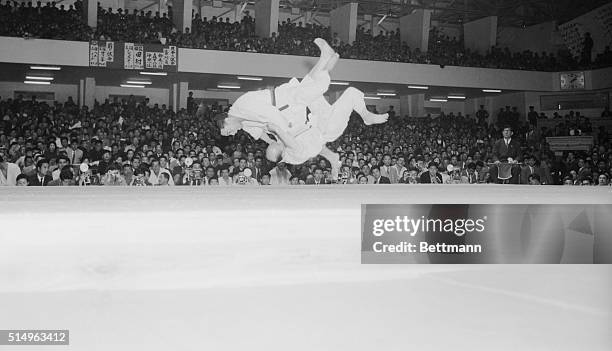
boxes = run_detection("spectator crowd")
[1,95,610,187]
[1,1,611,71]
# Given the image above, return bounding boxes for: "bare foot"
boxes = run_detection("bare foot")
[362,112,389,125]
[314,38,335,58]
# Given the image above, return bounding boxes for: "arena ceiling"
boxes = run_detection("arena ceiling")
[278,0,610,27]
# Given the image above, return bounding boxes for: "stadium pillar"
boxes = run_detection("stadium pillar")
[79,77,96,108]
[254,0,280,37]
[400,94,424,117]
[170,83,178,113]
[464,16,497,54]
[178,82,189,111]
[81,0,97,28]
[399,9,432,53]
[234,4,244,22]
[172,0,193,32]
[329,2,358,45]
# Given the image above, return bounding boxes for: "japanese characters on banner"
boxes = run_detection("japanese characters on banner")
[88,41,178,72]
[558,2,612,58]
[124,43,134,69]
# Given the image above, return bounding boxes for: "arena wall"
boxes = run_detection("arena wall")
[95,85,170,106]
[0,82,79,103]
[0,37,560,92]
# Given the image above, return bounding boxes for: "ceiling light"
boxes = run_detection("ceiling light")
[364,96,381,100]
[447,95,466,99]
[430,98,447,102]
[25,76,54,81]
[126,80,152,85]
[120,84,146,88]
[139,71,167,76]
[237,76,263,81]
[330,81,349,85]
[482,89,502,93]
[24,80,51,85]
[30,66,61,70]
[217,84,241,89]
[408,85,429,90]
[376,92,397,96]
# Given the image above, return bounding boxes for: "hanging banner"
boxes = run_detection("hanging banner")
[558,2,612,58]
[88,41,178,72]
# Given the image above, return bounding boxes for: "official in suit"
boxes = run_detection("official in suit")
[489,126,521,183]
[28,158,53,186]
[419,162,443,184]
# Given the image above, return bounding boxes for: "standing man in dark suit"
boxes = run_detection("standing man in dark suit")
[490,125,521,183]
[28,158,53,186]
[371,166,390,184]
[520,155,541,184]
[419,162,443,184]
[250,156,265,183]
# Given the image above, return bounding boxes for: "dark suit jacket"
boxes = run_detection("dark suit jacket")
[373,176,391,184]
[520,165,541,184]
[492,138,521,161]
[28,174,53,186]
[420,172,443,184]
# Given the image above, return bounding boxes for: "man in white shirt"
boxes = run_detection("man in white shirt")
[52,156,70,181]
[0,153,21,186]
[393,156,408,183]
[379,154,400,183]
[269,162,292,185]
[149,159,174,186]
[218,167,233,186]
[66,139,83,165]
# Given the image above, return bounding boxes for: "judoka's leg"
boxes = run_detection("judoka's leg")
[330,87,388,125]
[315,87,388,143]
[309,38,336,76]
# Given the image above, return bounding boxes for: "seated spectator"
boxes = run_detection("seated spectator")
[420,162,443,184]
[157,172,171,186]
[15,173,29,186]
[101,164,126,186]
[597,174,609,186]
[149,158,174,185]
[49,167,76,186]
[528,173,541,185]
[28,158,52,186]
